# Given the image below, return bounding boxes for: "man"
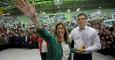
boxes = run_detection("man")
[69,13,101,60]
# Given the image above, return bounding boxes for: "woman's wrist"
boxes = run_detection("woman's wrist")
[30,15,37,20]
[30,15,42,30]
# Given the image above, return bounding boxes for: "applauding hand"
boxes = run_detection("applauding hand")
[77,47,85,54]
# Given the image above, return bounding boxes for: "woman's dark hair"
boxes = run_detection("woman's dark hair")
[54,22,69,44]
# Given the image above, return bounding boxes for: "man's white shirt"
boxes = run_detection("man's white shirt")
[69,26,101,54]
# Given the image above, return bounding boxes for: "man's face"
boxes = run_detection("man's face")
[77,15,87,29]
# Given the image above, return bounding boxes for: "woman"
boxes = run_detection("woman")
[15,0,76,60]
[38,37,48,60]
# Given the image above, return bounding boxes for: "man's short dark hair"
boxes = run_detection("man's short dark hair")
[77,13,87,19]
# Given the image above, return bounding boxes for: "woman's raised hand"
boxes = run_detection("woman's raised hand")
[16,0,36,19]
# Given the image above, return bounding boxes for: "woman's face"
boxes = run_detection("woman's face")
[56,25,65,38]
